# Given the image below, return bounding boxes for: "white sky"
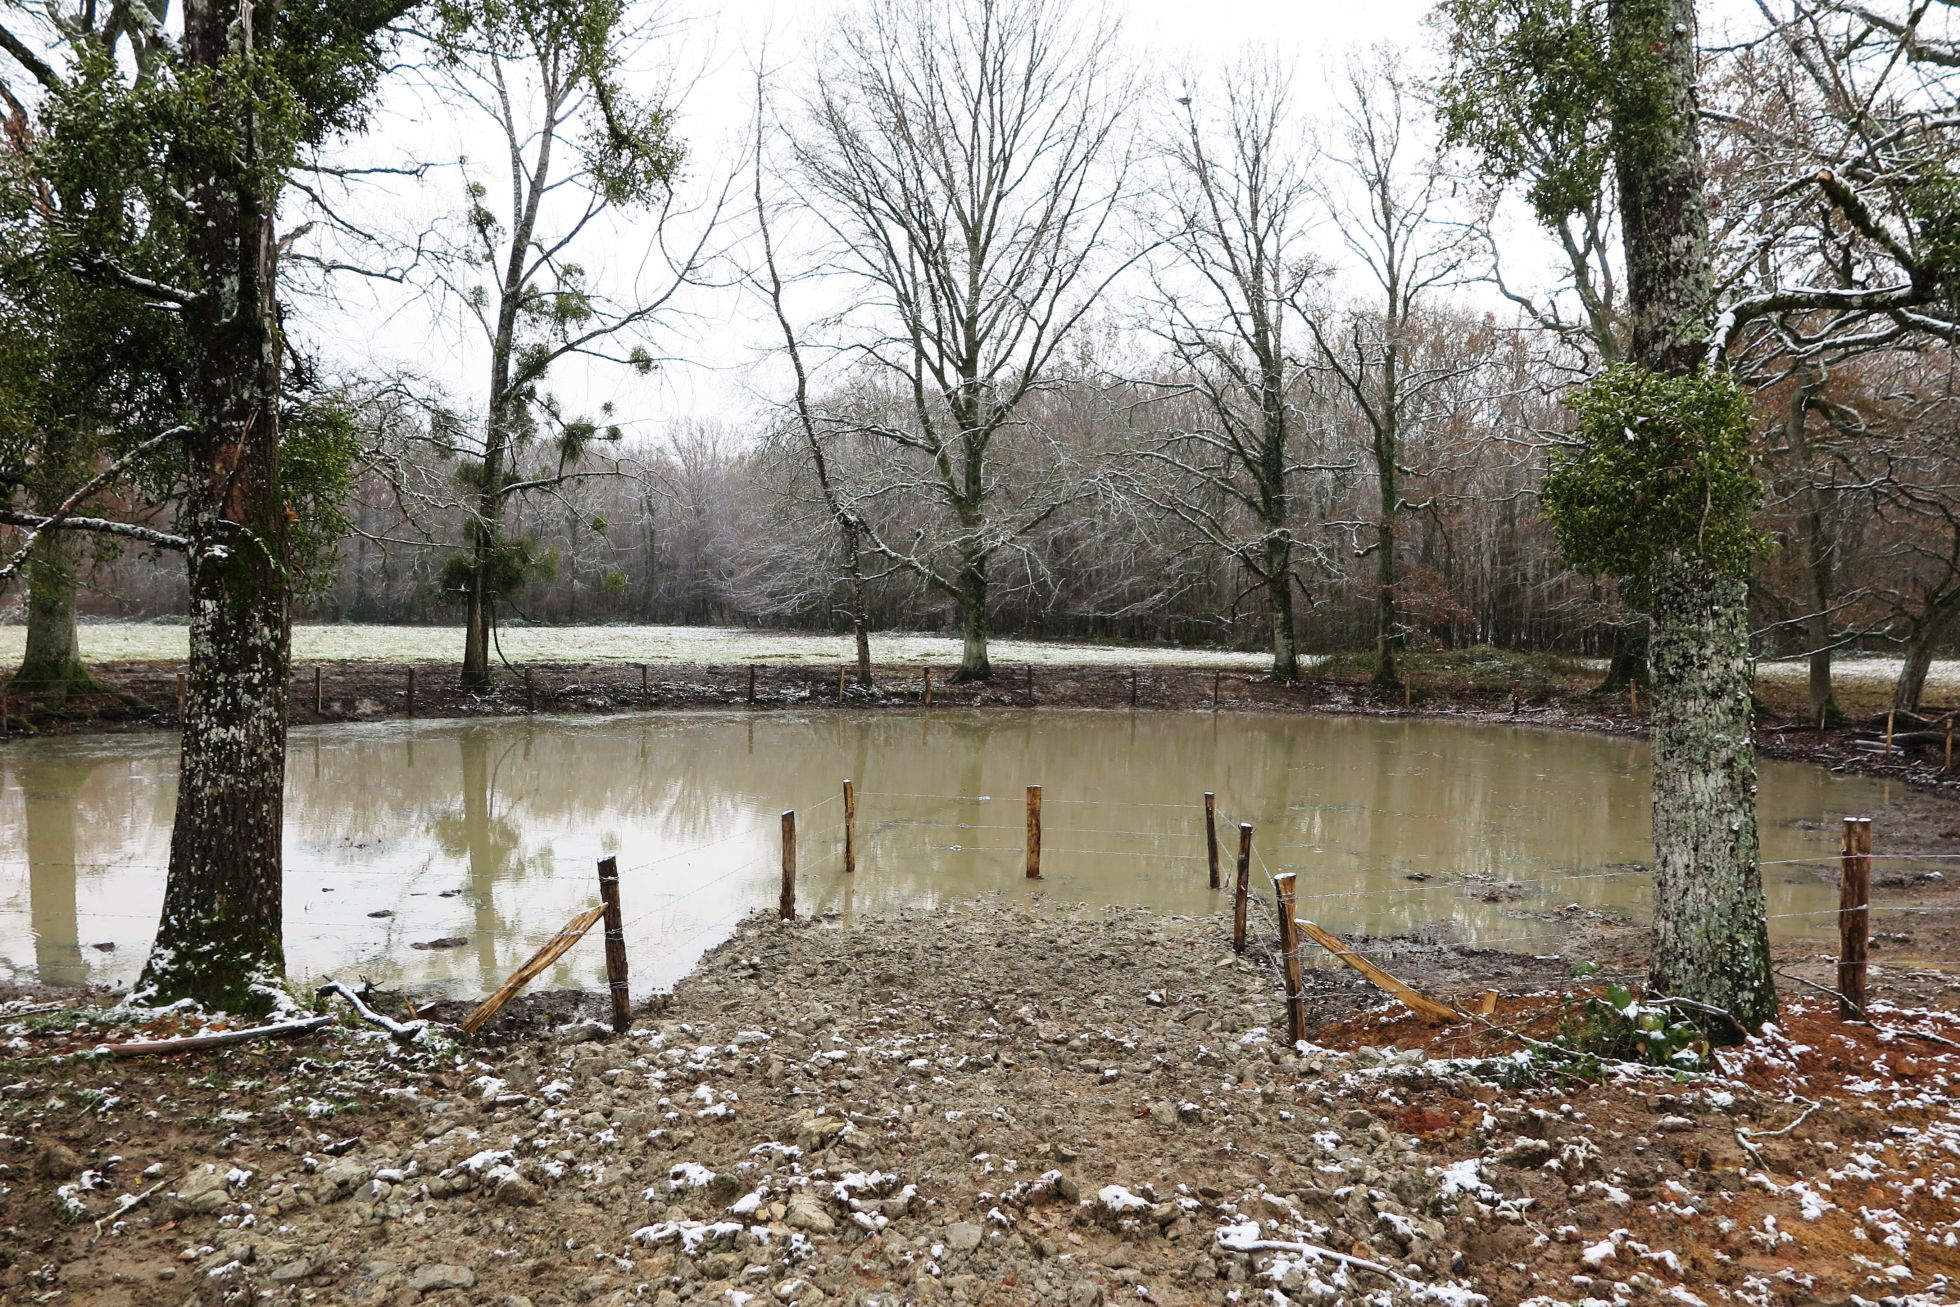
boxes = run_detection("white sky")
[296,0,1761,445]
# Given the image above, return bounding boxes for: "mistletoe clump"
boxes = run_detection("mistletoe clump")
[1541,365,1766,596]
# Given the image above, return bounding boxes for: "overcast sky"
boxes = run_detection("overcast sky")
[299,0,1762,447]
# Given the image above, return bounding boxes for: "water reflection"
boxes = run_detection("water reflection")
[0,710,1896,998]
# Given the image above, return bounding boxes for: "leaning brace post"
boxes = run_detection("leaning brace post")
[1232,823,1253,953]
[597,856,630,1034]
[843,779,857,874]
[780,811,797,920]
[1025,785,1042,879]
[1838,817,1872,1020]
[1204,792,1220,890]
[1274,872,1307,1046]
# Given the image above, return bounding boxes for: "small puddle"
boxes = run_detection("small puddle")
[0,710,1902,998]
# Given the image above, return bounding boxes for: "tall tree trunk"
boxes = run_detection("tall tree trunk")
[137,0,293,1013]
[1372,462,1400,694]
[461,496,502,690]
[1893,599,1960,713]
[954,546,991,683]
[843,525,874,690]
[1646,560,1774,1022]
[1612,0,1776,1028]
[1785,364,1841,725]
[1266,538,1299,683]
[1596,617,1649,692]
[10,529,93,695]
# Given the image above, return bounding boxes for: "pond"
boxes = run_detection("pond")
[0,710,1899,999]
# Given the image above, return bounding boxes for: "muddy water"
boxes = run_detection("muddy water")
[0,710,1898,998]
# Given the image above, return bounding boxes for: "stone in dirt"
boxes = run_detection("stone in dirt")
[785,1193,836,1234]
[408,1263,476,1293]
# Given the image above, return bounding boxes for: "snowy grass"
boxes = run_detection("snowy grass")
[1757,655,1960,699]
[0,621,1274,670]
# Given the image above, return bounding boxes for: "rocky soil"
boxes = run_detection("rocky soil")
[5,901,1960,1306]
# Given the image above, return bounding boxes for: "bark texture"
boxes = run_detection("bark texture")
[137,0,293,1013]
[1645,558,1775,1022]
[1610,0,1777,1029]
[10,529,93,695]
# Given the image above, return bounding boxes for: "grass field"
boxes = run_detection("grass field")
[0,621,1273,670]
[3,623,1949,717]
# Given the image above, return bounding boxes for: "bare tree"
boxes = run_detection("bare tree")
[751,91,875,687]
[426,0,715,689]
[1137,63,1329,682]
[1308,53,1479,696]
[791,0,1137,681]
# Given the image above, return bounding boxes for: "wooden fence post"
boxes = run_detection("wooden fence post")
[1885,709,1896,757]
[313,664,323,714]
[641,664,650,708]
[1839,817,1872,1020]
[1,692,8,740]
[838,665,847,702]
[1204,792,1220,890]
[1025,664,1034,705]
[1232,823,1253,953]
[1129,669,1138,708]
[748,664,758,704]
[176,672,186,719]
[1274,872,1307,1046]
[780,811,797,920]
[524,668,535,713]
[1946,716,1954,773]
[1628,681,1639,715]
[406,666,416,717]
[923,666,933,707]
[1405,676,1412,710]
[1025,785,1042,879]
[596,856,630,1034]
[843,779,857,874]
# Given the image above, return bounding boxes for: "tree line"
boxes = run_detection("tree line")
[2,0,1957,1025]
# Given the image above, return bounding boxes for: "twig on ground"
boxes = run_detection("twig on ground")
[92,1180,166,1240]
[95,1014,334,1058]
[315,981,430,1042]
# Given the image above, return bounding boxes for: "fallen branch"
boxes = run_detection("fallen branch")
[1290,918,1465,1022]
[95,1014,333,1058]
[461,903,607,1036]
[315,981,430,1042]
[93,1180,166,1240]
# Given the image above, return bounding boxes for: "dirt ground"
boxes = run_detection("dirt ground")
[4,901,1960,1307]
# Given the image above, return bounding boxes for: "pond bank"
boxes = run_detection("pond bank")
[5,900,1960,1306]
[6,650,1955,773]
